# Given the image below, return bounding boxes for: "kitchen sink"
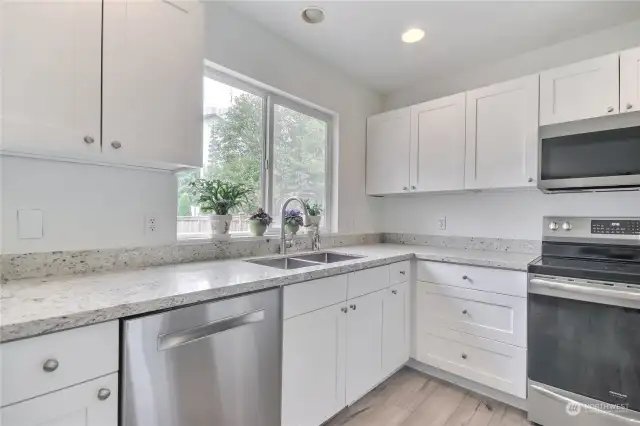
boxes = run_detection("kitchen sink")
[246,251,363,270]
[292,252,363,264]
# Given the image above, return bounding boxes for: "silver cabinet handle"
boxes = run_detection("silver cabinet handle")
[402,186,408,191]
[461,353,468,360]
[528,177,533,183]
[111,141,122,149]
[607,106,614,113]
[627,103,634,110]
[42,359,59,372]
[530,384,640,424]
[411,185,416,190]
[341,307,348,313]
[391,290,398,295]
[83,136,95,144]
[158,309,265,351]
[399,270,406,275]
[462,275,469,281]
[97,388,111,401]
[349,304,356,310]
[462,309,468,315]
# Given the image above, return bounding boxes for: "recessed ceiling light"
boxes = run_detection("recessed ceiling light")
[402,28,425,44]
[301,6,325,24]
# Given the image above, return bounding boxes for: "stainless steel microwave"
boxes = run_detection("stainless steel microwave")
[538,125,640,193]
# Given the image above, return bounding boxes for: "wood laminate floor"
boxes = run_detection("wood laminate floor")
[326,367,531,426]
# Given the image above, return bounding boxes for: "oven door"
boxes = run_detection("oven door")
[528,275,640,426]
[539,125,640,192]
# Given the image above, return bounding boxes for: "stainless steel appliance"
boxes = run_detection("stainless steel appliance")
[538,125,640,193]
[528,217,640,426]
[121,289,281,426]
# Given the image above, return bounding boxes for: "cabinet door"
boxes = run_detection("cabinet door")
[1,373,118,426]
[0,0,102,157]
[410,93,466,192]
[102,0,203,168]
[346,289,385,405]
[540,54,619,125]
[282,303,347,426]
[465,75,539,190]
[621,47,640,114]
[382,282,410,377]
[366,108,411,195]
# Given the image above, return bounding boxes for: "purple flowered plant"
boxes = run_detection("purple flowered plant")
[284,209,304,227]
[249,208,273,226]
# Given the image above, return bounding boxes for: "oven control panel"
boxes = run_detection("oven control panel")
[592,220,640,235]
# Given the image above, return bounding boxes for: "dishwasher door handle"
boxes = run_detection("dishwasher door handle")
[157,309,265,351]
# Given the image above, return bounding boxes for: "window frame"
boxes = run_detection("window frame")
[194,66,333,237]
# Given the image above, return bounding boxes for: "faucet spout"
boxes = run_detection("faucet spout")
[280,196,310,255]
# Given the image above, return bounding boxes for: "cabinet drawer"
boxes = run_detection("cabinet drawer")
[1,321,119,407]
[416,261,527,297]
[416,282,526,347]
[284,275,348,319]
[347,266,390,299]
[389,261,410,285]
[416,326,526,398]
[1,373,118,426]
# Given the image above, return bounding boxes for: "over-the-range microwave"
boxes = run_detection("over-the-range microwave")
[538,125,640,193]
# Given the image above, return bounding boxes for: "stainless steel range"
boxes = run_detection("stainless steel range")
[527,217,640,426]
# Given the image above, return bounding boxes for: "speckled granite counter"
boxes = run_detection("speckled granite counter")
[0,244,538,342]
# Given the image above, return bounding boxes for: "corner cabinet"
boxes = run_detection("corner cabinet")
[366,108,411,195]
[465,75,539,189]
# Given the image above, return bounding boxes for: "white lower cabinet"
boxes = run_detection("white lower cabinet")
[1,373,118,426]
[282,302,347,426]
[382,282,410,377]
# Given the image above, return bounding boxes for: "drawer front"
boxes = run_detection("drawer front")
[284,274,348,319]
[417,281,526,347]
[416,326,526,398]
[416,261,527,297]
[347,266,390,299]
[1,321,119,407]
[389,261,410,285]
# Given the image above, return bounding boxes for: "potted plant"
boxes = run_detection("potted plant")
[302,199,323,228]
[284,209,304,236]
[188,178,250,238]
[248,208,273,237]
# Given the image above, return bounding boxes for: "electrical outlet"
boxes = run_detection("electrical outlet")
[146,216,157,233]
[438,217,447,231]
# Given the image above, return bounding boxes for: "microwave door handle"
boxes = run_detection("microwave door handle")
[157,309,265,351]
[530,278,640,308]
[530,384,640,425]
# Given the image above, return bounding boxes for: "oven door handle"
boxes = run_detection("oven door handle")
[531,384,640,424]
[529,277,640,308]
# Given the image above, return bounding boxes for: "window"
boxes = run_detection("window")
[177,69,332,239]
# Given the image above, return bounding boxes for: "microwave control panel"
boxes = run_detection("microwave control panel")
[591,220,640,235]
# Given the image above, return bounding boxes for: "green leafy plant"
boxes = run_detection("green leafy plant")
[302,199,323,217]
[248,208,273,226]
[188,178,250,216]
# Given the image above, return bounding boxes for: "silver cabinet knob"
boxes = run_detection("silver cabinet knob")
[461,353,468,360]
[528,177,534,183]
[399,270,406,275]
[391,290,398,295]
[462,275,469,281]
[42,359,59,372]
[411,185,416,190]
[607,106,614,113]
[627,103,634,110]
[341,306,348,313]
[83,136,95,144]
[349,304,356,310]
[402,186,408,191]
[97,388,111,401]
[462,309,468,315]
[111,141,122,149]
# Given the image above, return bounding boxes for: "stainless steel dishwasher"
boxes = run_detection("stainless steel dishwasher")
[121,289,281,426]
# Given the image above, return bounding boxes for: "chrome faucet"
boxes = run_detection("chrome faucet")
[280,196,310,255]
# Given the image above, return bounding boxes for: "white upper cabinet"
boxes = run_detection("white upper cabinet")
[410,93,466,192]
[465,75,539,189]
[0,0,102,157]
[102,0,204,168]
[620,46,640,114]
[366,108,411,195]
[540,54,620,125]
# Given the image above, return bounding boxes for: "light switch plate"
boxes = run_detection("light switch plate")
[438,217,447,231]
[18,209,43,239]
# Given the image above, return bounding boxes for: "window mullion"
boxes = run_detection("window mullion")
[266,95,275,219]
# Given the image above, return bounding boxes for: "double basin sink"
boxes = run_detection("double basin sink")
[246,251,362,270]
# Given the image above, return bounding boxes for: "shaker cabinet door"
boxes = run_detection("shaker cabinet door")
[0,0,102,158]
[621,46,640,114]
[382,281,410,377]
[366,108,411,195]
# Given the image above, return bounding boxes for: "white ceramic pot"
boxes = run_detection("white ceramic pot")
[308,215,321,227]
[209,214,232,238]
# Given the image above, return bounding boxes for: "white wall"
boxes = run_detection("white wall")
[203,2,383,233]
[0,2,382,254]
[376,19,640,240]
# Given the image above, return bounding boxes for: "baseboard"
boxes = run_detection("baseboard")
[406,358,528,412]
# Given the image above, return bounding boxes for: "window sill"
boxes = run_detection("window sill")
[176,230,329,244]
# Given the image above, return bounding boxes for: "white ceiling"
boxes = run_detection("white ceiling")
[226,1,640,93]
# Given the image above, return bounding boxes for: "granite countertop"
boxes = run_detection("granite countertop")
[0,244,538,342]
